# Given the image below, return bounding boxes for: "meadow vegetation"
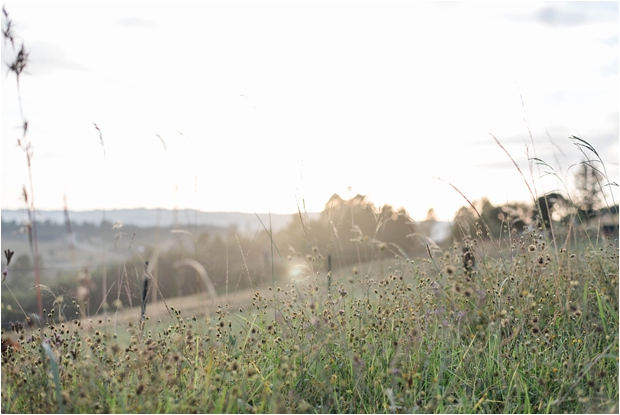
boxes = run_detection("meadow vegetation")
[2,220,618,413]
[1,8,618,414]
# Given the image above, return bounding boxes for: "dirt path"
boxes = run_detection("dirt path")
[80,280,279,331]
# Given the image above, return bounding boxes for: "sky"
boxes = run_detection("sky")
[1,1,618,221]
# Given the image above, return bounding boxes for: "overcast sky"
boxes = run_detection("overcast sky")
[1,1,618,221]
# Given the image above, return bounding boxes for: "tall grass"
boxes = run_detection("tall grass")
[1,8,618,414]
[3,151,619,412]
[1,224,617,413]
[2,6,43,321]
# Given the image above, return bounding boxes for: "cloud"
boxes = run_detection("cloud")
[536,7,588,27]
[600,59,619,77]
[507,2,618,27]
[470,135,530,147]
[117,17,156,29]
[580,130,619,163]
[601,35,619,47]
[27,41,88,75]
[473,160,524,171]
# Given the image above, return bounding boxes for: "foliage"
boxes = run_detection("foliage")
[1,254,47,324]
[277,194,421,268]
[1,194,423,327]
[574,161,605,222]
[1,7,618,414]
[2,229,618,413]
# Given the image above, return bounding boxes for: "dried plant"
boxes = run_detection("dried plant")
[2,6,42,319]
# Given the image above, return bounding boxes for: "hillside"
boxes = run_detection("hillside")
[1,208,321,233]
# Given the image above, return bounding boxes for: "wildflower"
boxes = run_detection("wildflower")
[463,247,475,274]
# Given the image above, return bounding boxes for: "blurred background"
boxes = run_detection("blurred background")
[1,1,618,324]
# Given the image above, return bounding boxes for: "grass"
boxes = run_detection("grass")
[1,7,618,414]
[2,231,618,413]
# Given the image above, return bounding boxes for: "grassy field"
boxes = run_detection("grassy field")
[1,7,618,413]
[2,231,618,413]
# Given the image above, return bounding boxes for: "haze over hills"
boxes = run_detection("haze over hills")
[1,208,453,242]
[1,208,321,234]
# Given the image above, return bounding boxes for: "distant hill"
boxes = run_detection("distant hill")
[1,208,321,234]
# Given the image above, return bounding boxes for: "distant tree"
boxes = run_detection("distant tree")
[451,206,477,242]
[451,198,520,240]
[375,204,416,256]
[276,194,418,265]
[1,254,38,322]
[425,208,438,222]
[573,161,604,222]
[477,198,503,238]
[499,202,532,233]
[534,192,568,229]
[4,253,33,291]
[0,220,25,239]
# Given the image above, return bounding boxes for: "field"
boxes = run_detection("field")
[1,5,618,413]
[2,233,618,413]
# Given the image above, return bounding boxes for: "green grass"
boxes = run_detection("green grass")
[2,232,618,413]
[1,7,617,413]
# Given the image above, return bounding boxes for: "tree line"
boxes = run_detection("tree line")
[2,161,617,324]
